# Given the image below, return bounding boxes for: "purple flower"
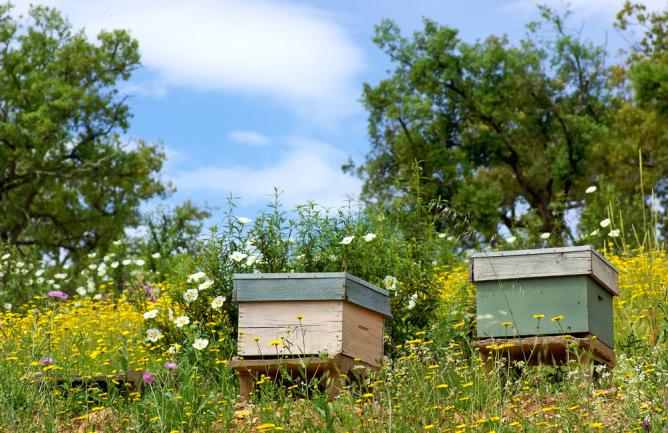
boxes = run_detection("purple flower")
[642,418,650,431]
[39,356,54,366]
[142,372,155,385]
[164,361,178,370]
[47,291,69,300]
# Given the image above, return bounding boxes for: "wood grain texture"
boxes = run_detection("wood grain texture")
[473,334,615,368]
[470,246,618,296]
[237,301,343,357]
[233,273,391,316]
[341,302,384,367]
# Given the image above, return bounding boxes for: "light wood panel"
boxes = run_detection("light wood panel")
[237,301,343,357]
[341,302,384,367]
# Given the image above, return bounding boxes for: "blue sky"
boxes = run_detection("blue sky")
[12,0,667,224]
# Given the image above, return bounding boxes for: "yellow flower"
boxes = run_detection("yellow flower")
[550,315,564,321]
[501,321,513,326]
[295,314,304,320]
[436,383,449,389]
[532,314,545,319]
[268,339,282,347]
[461,381,473,388]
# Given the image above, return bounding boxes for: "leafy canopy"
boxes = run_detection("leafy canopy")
[356,8,619,244]
[0,5,168,262]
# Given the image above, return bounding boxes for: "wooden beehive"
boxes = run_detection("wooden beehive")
[470,246,619,348]
[233,273,391,367]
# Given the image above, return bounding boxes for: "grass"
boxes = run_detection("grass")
[0,249,666,432]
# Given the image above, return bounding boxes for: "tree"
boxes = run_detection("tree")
[354,8,614,244]
[141,200,211,259]
[0,5,168,262]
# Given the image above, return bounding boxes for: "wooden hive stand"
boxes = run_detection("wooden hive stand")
[230,354,373,401]
[473,334,616,374]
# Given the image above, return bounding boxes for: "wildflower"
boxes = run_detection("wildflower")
[408,293,418,310]
[39,356,54,366]
[47,291,69,300]
[198,280,214,291]
[540,232,550,239]
[167,344,180,355]
[436,384,449,389]
[643,418,650,431]
[340,235,355,245]
[142,372,155,385]
[135,259,145,266]
[183,289,199,303]
[237,216,252,225]
[54,273,67,280]
[505,236,516,243]
[76,287,87,297]
[3,303,11,310]
[0,253,9,260]
[438,233,447,239]
[599,218,611,228]
[143,309,159,320]
[164,361,178,370]
[590,229,600,236]
[229,251,247,263]
[383,275,398,291]
[174,315,190,328]
[188,271,207,282]
[501,321,513,326]
[532,314,545,319]
[269,339,282,347]
[193,338,209,350]
[146,328,163,342]
[211,296,226,309]
[111,261,119,268]
[550,315,564,321]
[246,255,257,266]
[122,259,131,266]
[585,186,597,193]
[364,233,377,242]
[608,229,620,237]
[461,381,473,388]
[151,252,161,259]
[295,314,304,320]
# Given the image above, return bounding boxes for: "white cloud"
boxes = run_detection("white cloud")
[502,0,665,18]
[11,0,365,123]
[171,136,361,208]
[228,130,271,147]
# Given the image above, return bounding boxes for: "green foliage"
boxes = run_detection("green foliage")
[189,190,459,348]
[356,4,668,246]
[357,8,611,245]
[0,4,167,263]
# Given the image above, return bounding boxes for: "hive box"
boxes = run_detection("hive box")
[233,273,391,367]
[470,246,619,348]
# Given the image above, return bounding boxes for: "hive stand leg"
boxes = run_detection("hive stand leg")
[327,357,353,401]
[478,350,494,374]
[237,370,254,401]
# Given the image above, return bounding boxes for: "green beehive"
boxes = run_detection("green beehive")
[470,246,619,348]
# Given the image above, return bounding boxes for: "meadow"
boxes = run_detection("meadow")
[0,200,666,433]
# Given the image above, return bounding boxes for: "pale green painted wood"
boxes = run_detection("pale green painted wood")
[233,273,391,317]
[476,275,614,348]
[586,278,614,348]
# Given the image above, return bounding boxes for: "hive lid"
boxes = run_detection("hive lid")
[233,272,392,317]
[469,245,619,296]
